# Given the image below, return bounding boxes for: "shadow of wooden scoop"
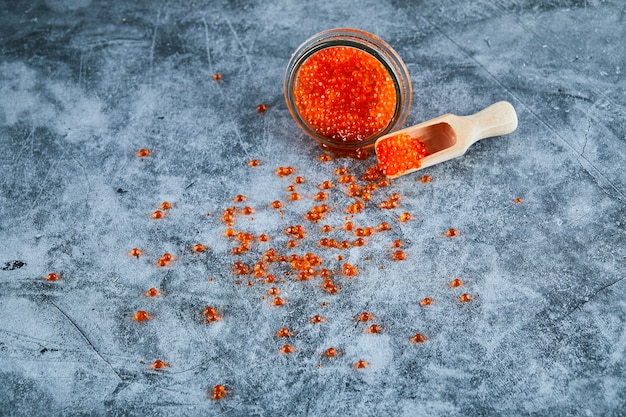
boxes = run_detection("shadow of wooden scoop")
[374,101,518,178]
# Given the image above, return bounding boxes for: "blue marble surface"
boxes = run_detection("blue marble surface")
[1,0,624,416]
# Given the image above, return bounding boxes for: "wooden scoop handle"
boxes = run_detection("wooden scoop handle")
[465,101,518,144]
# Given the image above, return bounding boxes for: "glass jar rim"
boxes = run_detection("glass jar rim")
[284,28,412,150]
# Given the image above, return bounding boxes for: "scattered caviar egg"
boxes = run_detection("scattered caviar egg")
[233,194,246,202]
[202,306,222,322]
[280,344,296,354]
[444,228,460,237]
[135,148,151,158]
[514,197,523,204]
[324,347,339,357]
[258,233,270,242]
[45,272,60,281]
[314,191,328,201]
[272,296,286,306]
[336,255,344,261]
[286,240,298,248]
[357,312,373,322]
[241,206,254,215]
[257,103,268,113]
[266,287,280,296]
[391,240,403,248]
[248,159,260,167]
[151,210,165,219]
[318,153,333,162]
[265,274,277,283]
[276,327,293,338]
[293,46,397,142]
[310,315,325,323]
[286,185,296,192]
[391,250,407,261]
[288,192,301,201]
[212,72,222,81]
[128,247,143,257]
[459,293,473,302]
[377,222,391,231]
[342,263,358,277]
[159,201,172,210]
[339,175,355,184]
[276,166,295,177]
[399,212,413,222]
[210,384,228,400]
[224,227,235,237]
[320,225,332,233]
[354,359,369,369]
[150,359,169,370]
[156,253,174,267]
[376,133,428,177]
[270,200,283,209]
[420,297,433,306]
[294,176,305,184]
[353,237,365,247]
[410,333,427,343]
[449,278,463,287]
[232,261,250,275]
[145,287,162,297]
[420,175,431,183]
[134,310,151,322]
[367,324,383,334]
[346,200,365,214]
[319,181,334,190]
[322,278,340,294]
[192,243,206,253]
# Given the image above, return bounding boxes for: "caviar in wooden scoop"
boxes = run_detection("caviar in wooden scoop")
[375,101,518,178]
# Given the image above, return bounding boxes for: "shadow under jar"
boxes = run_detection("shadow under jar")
[284,28,412,157]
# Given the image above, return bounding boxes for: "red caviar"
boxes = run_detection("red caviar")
[444,228,460,237]
[210,384,228,400]
[449,278,463,287]
[212,73,222,81]
[367,324,383,334]
[135,148,151,158]
[276,327,293,338]
[192,243,206,253]
[357,312,373,322]
[257,103,268,113]
[150,359,169,370]
[324,347,339,357]
[410,333,427,343]
[294,46,397,142]
[45,272,60,281]
[342,263,358,277]
[280,344,296,354]
[391,250,407,261]
[376,133,428,177]
[420,297,433,306]
[459,293,473,302]
[151,210,164,219]
[354,359,369,369]
[159,201,172,210]
[420,175,431,183]
[145,287,162,297]
[276,166,295,177]
[318,153,333,162]
[134,310,151,322]
[310,315,325,323]
[514,197,523,204]
[128,247,143,258]
[248,159,260,167]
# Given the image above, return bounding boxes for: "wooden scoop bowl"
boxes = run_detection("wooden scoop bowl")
[374,101,518,178]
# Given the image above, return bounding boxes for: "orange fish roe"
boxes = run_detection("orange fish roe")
[202,306,222,323]
[319,181,334,190]
[232,262,250,275]
[353,359,369,369]
[346,200,365,214]
[272,296,286,306]
[420,175,431,183]
[285,225,306,239]
[458,293,473,302]
[276,166,295,177]
[210,384,228,400]
[248,159,260,167]
[357,311,373,322]
[192,243,206,253]
[45,272,60,281]
[449,278,463,287]
[377,222,392,231]
[420,297,433,306]
[134,310,151,322]
[294,46,397,142]
[318,153,333,162]
[288,192,302,201]
[257,103,268,113]
[212,73,222,81]
[376,133,428,177]
[151,210,165,219]
[314,191,328,201]
[270,200,283,210]
[367,324,384,334]
[156,253,175,267]
[280,344,296,354]
[342,263,358,277]
[150,359,169,370]
[310,315,325,324]
[399,212,413,222]
[410,333,427,343]
[514,197,523,204]
[324,347,339,357]
[322,278,340,294]
[391,250,407,261]
[294,176,306,184]
[277,327,293,337]
[286,185,296,192]
[159,201,172,210]
[145,287,162,297]
[391,240,403,248]
[444,228,460,237]
[233,194,246,203]
[135,148,151,158]
[128,247,143,258]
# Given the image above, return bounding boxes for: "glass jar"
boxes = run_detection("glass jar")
[284,28,412,151]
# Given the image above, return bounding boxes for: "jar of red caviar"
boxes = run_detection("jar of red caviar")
[284,28,412,150]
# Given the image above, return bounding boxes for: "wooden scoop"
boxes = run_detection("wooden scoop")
[374,101,518,178]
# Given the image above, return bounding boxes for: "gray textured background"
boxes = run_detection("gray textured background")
[1,0,625,416]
